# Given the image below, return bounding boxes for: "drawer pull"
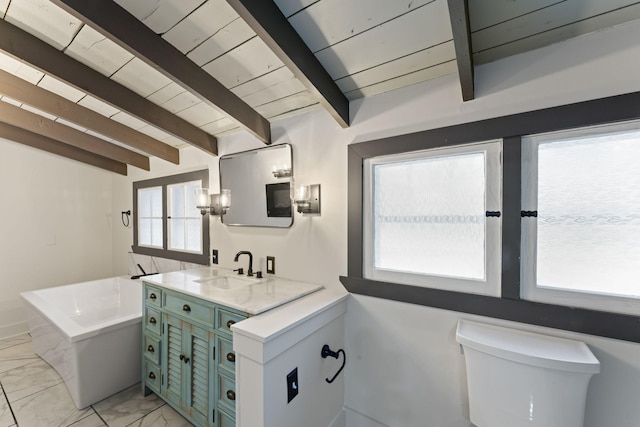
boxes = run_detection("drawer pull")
[226,390,236,401]
[148,371,156,380]
[149,293,157,300]
[179,354,190,364]
[226,320,236,328]
[226,352,236,363]
[183,304,191,312]
[147,345,155,353]
[149,317,157,325]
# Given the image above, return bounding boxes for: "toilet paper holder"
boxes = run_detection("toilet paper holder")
[321,344,346,384]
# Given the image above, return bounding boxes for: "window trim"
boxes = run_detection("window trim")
[362,141,503,296]
[133,169,210,265]
[340,91,640,344]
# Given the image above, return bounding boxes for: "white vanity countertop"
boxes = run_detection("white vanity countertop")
[142,267,323,315]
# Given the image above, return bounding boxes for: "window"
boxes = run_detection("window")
[522,121,640,315]
[342,91,640,343]
[133,170,209,265]
[363,141,502,296]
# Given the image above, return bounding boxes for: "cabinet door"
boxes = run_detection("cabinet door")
[162,314,185,407]
[186,324,213,427]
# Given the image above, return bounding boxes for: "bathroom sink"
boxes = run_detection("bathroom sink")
[195,275,261,290]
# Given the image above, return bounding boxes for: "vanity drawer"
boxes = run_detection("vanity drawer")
[165,292,214,326]
[217,309,247,336]
[218,372,236,414]
[144,285,162,308]
[219,409,235,427]
[144,335,161,365]
[144,361,161,394]
[144,307,161,336]
[217,337,236,374]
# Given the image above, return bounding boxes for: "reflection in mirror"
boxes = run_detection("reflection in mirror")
[219,144,293,227]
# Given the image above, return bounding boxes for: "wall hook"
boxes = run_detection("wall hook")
[321,344,346,384]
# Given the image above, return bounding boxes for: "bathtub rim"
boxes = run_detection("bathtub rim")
[21,276,142,343]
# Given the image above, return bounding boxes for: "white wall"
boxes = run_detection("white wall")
[107,19,640,427]
[0,140,114,338]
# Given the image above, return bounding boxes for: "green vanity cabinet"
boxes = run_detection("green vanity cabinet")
[142,282,248,427]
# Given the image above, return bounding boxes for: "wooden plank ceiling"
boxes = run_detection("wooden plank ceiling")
[0,0,638,174]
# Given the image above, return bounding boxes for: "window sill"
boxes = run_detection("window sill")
[339,275,640,343]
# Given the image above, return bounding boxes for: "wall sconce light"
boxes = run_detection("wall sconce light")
[292,184,321,214]
[272,164,292,178]
[195,188,231,216]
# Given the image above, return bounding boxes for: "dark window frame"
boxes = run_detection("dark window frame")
[340,91,640,343]
[132,169,210,265]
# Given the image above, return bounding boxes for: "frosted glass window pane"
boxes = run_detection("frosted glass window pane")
[537,132,640,298]
[139,190,151,217]
[170,186,185,217]
[150,189,162,217]
[186,183,200,217]
[151,219,163,247]
[186,219,201,251]
[170,218,185,250]
[373,152,485,280]
[139,219,151,246]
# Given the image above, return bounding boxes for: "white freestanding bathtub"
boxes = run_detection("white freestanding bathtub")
[21,276,142,409]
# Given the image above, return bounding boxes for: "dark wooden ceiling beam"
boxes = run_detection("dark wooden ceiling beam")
[0,122,127,175]
[0,102,150,170]
[0,69,179,164]
[0,18,217,156]
[448,0,475,101]
[225,0,350,128]
[51,0,271,145]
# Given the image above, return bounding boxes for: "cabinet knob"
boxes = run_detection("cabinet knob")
[179,354,190,364]
[148,371,156,380]
[147,345,155,353]
[226,390,236,401]
[149,293,157,300]
[226,352,236,363]
[226,320,236,329]
[183,304,191,312]
[149,317,157,325]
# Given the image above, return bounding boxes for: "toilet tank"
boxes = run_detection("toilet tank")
[456,320,600,427]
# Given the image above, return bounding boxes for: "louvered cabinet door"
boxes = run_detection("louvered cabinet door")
[186,324,214,427]
[162,313,186,408]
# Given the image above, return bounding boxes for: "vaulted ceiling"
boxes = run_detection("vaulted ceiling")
[1,0,639,174]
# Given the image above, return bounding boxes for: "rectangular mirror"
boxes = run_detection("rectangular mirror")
[219,144,293,227]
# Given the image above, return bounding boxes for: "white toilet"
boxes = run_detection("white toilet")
[456,320,600,427]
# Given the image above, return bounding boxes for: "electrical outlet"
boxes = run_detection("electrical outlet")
[286,368,299,403]
[212,249,218,264]
[266,256,275,274]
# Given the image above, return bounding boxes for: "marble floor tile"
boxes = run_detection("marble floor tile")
[11,382,94,427]
[0,334,31,351]
[125,404,194,427]
[0,387,15,427]
[92,383,164,427]
[0,358,63,402]
[0,342,39,374]
[68,413,107,426]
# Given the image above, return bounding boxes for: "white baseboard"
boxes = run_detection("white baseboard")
[328,409,346,427]
[0,321,28,341]
[343,407,389,427]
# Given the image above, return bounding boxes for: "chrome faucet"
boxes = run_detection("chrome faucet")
[233,251,253,277]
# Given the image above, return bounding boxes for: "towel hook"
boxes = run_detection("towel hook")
[321,344,346,384]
